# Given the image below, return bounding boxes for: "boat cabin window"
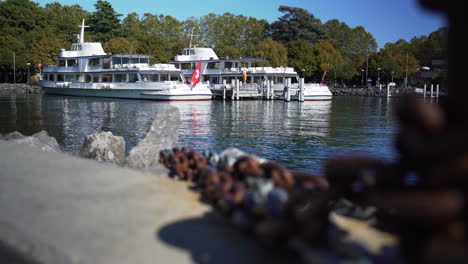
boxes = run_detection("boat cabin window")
[65,75,77,82]
[160,74,169,82]
[112,57,122,65]
[141,74,158,82]
[102,74,112,82]
[184,49,195,55]
[210,76,219,84]
[57,74,64,81]
[58,60,66,67]
[67,60,77,67]
[272,76,285,84]
[89,58,100,66]
[253,76,263,83]
[225,62,233,69]
[85,74,99,83]
[181,63,192,70]
[240,62,249,68]
[128,73,138,82]
[170,74,180,82]
[224,77,237,84]
[42,74,48,81]
[207,62,220,69]
[113,56,149,65]
[103,58,111,69]
[113,73,125,82]
[72,44,82,51]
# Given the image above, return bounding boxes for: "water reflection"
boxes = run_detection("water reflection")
[172,100,334,171]
[0,94,45,136]
[0,95,397,171]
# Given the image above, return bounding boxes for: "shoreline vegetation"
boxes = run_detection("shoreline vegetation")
[1,0,446,87]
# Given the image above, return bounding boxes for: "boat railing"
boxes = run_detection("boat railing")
[222,66,296,74]
[43,66,78,73]
[55,82,71,88]
[304,83,324,87]
[242,83,260,90]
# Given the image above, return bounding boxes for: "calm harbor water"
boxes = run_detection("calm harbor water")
[0,94,399,172]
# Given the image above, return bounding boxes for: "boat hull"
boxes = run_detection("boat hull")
[43,87,212,101]
[294,95,333,101]
[276,86,333,101]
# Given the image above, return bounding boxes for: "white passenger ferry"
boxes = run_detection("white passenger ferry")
[170,44,332,101]
[40,21,212,101]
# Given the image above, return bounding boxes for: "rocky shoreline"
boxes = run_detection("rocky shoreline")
[329,87,416,96]
[0,83,43,94]
[0,106,181,171]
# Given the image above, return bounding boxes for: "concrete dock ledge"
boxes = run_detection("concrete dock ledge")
[0,141,295,264]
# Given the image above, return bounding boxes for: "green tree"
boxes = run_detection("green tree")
[44,3,90,43]
[29,29,63,67]
[287,39,317,81]
[135,13,184,62]
[324,19,377,85]
[333,61,356,86]
[103,37,132,53]
[256,38,288,67]
[424,27,447,62]
[312,40,344,84]
[0,35,27,72]
[270,6,325,45]
[122,12,144,40]
[198,13,267,58]
[89,0,122,42]
[324,19,354,59]
[0,0,51,81]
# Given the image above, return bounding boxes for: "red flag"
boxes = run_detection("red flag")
[190,60,202,88]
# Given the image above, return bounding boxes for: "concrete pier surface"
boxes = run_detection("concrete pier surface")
[0,141,295,264]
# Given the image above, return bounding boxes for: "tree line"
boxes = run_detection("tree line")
[0,0,447,86]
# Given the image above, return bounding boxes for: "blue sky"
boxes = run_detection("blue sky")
[35,0,446,49]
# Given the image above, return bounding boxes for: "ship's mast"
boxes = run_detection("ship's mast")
[79,19,89,43]
[189,28,199,48]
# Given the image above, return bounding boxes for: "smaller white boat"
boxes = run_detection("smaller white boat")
[284,82,333,101]
[40,20,212,101]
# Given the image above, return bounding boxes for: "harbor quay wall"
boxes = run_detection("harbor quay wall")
[0,141,293,264]
[329,87,416,97]
[0,83,43,94]
[0,83,419,97]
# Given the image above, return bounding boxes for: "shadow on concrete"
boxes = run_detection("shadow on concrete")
[0,243,35,264]
[157,211,301,264]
